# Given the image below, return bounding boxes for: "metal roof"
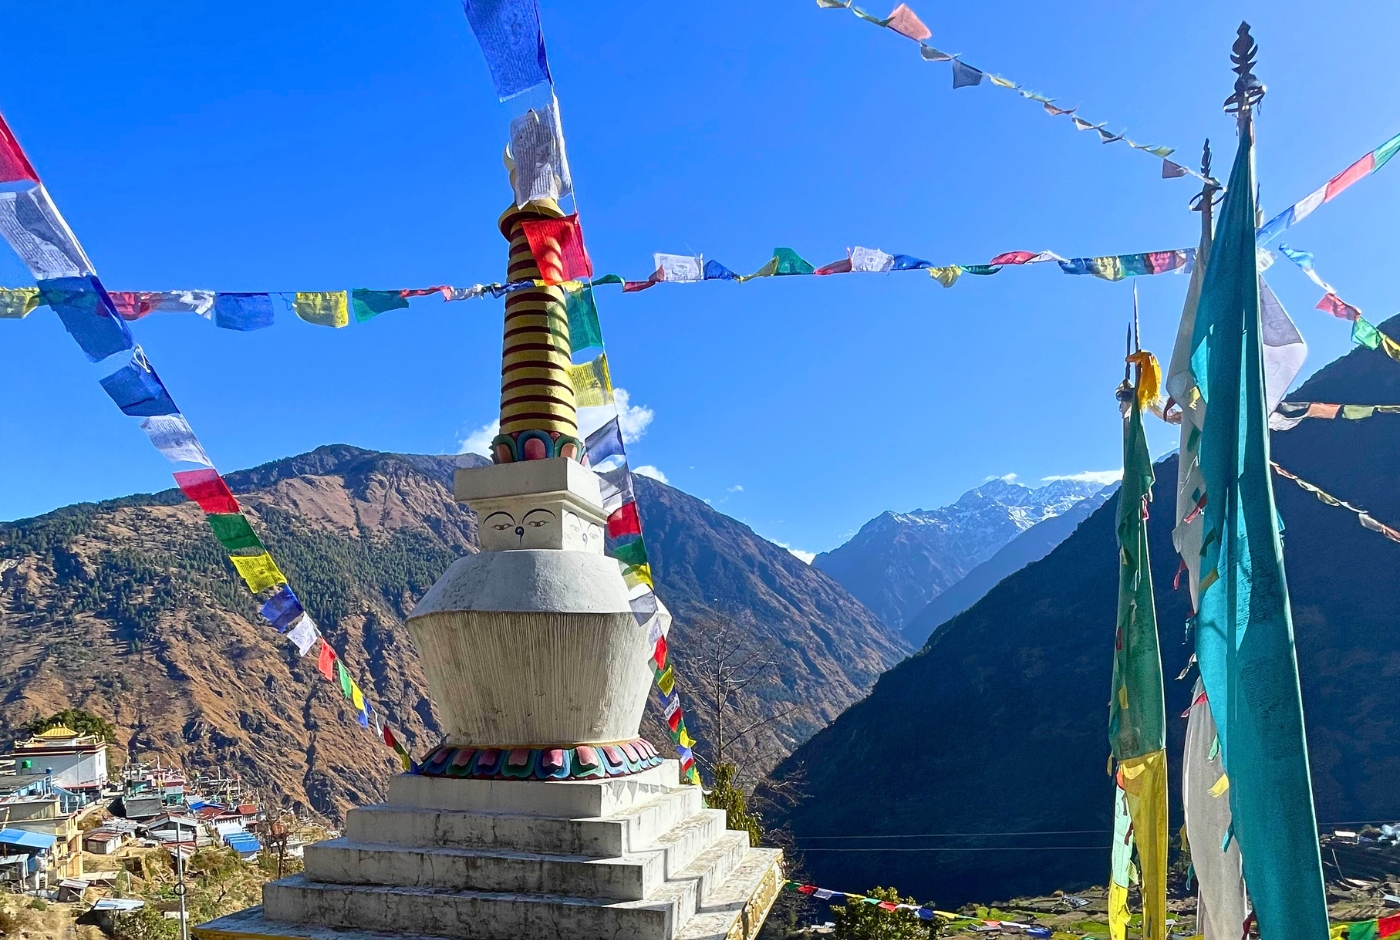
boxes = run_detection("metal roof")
[0,827,57,850]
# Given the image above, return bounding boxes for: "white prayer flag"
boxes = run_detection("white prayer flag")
[287,613,320,656]
[850,246,894,273]
[1290,184,1328,226]
[140,415,214,467]
[654,253,703,282]
[152,291,216,318]
[0,185,94,280]
[509,95,572,208]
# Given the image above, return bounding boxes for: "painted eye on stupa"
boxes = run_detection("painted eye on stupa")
[484,511,516,532]
[522,508,556,529]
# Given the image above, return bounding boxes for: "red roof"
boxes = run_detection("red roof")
[237,804,257,815]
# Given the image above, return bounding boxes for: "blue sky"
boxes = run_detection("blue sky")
[1,1,1397,558]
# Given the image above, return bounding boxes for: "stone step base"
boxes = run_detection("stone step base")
[346,784,706,857]
[192,849,783,940]
[309,810,730,900]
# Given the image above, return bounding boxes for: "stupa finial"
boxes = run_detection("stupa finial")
[1224,22,1265,128]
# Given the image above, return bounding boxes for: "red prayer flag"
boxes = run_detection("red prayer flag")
[607,502,642,539]
[0,112,39,185]
[797,884,818,895]
[653,635,668,670]
[173,469,240,514]
[316,641,336,681]
[1316,292,1361,321]
[990,250,1037,265]
[623,271,661,293]
[108,292,160,321]
[1324,153,1374,202]
[667,709,682,732]
[1378,914,1400,938]
[885,3,931,41]
[520,214,594,284]
[401,287,444,298]
[814,258,853,275]
[878,902,899,912]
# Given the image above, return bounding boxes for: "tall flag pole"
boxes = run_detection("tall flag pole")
[1108,319,1168,940]
[1189,23,1329,940]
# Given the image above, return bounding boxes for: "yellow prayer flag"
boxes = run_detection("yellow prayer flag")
[0,287,41,320]
[1382,333,1400,362]
[678,727,696,748]
[656,665,675,696]
[736,256,778,282]
[570,353,613,407]
[623,563,654,590]
[292,291,349,328]
[1208,773,1229,797]
[1117,685,1128,709]
[988,74,1016,88]
[351,680,365,712]
[1107,882,1129,940]
[1120,750,1167,940]
[229,552,288,593]
[928,265,962,288]
[1342,405,1376,420]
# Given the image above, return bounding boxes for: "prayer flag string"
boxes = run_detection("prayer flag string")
[1272,246,1400,364]
[815,0,1208,183]
[780,880,1053,935]
[1269,401,1400,431]
[0,106,416,771]
[1256,130,1400,245]
[1271,463,1400,546]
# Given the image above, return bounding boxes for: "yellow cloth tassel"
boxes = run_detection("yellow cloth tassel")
[1119,750,1168,940]
[1127,349,1163,410]
[1209,773,1230,797]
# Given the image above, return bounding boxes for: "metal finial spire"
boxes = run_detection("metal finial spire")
[1201,138,1212,180]
[1224,22,1265,125]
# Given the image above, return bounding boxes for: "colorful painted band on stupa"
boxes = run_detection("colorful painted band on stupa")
[413,737,664,780]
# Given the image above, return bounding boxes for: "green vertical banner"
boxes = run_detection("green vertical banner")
[1191,125,1329,940]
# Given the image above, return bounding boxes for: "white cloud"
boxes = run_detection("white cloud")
[787,548,816,564]
[982,472,1019,483]
[614,388,654,443]
[1042,469,1124,485]
[633,465,668,483]
[727,484,744,493]
[458,419,500,456]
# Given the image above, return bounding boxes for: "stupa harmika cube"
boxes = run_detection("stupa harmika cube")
[194,192,783,940]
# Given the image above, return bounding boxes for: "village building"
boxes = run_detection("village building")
[0,770,91,880]
[7,726,110,793]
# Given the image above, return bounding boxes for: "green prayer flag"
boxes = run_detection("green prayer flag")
[613,538,648,568]
[1352,316,1382,350]
[850,6,890,24]
[1341,405,1376,420]
[1147,145,1175,158]
[961,264,1002,276]
[772,247,815,276]
[1372,132,1400,171]
[566,285,604,353]
[1109,397,1165,759]
[206,513,264,553]
[337,660,353,699]
[1351,922,1379,940]
[352,289,409,323]
[591,274,625,285]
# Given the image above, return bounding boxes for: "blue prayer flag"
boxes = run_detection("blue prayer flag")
[259,585,305,633]
[585,417,625,466]
[98,355,179,417]
[951,58,983,88]
[1058,258,1092,276]
[889,254,933,271]
[461,0,552,100]
[703,259,739,281]
[213,293,275,331]
[357,707,370,729]
[1255,207,1292,245]
[38,276,134,363]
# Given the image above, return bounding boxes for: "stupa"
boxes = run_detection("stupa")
[194,190,783,940]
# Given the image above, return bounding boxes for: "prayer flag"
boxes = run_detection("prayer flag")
[317,641,336,681]
[703,259,739,280]
[174,469,240,514]
[337,660,353,699]
[259,585,304,632]
[850,6,889,24]
[0,287,40,319]
[358,706,370,729]
[919,45,952,62]
[654,253,703,282]
[989,250,1037,265]
[1162,160,1189,179]
[520,213,592,283]
[622,273,660,292]
[230,552,288,594]
[585,417,625,466]
[565,284,603,352]
[0,186,93,280]
[1183,680,1247,940]
[351,289,409,323]
[928,265,961,287]
[460,0,552,100]
[989,74,1016,89]
[286,613,319,656]
[1352,317,1382,350]
[98,355,179,417]
[814,257,852,275]
[292,291,349,328]
[607,502,642,539]
[890,254,933,270]
[850,246,894,273]
[740,256,778,280]
[960,264,1001,276]
[598,464,634,513]
[38,276,134,362]
[622,563,653,590]
[1341,405,1376,420]
[0,112,39,185]
[656,665,675,696]
[1108,786,1133,940]
[1044,103,1076,116]
[1316,292,1360,321]
[1325,153,1374,202]
[350,679,365,713]
[1191,125,1329,940]
[509,95,571,206]
[213,293,275,331]
[884,3,930,40]
[139,415,214,467]
[207,513,264,552]
[772,247,814,275]
[569,353,613,407]
[951,58,982,88]
[613,538,648,569]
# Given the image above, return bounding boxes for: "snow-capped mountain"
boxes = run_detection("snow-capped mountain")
[811,478,1107,629]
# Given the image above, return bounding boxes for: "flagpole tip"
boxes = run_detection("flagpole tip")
[1224,23,1265,121]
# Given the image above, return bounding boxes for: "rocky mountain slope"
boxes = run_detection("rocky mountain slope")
[813,478,1105,629]
[901,487,1115,646]
[0,446,903,820]
[764,317,1400,907]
